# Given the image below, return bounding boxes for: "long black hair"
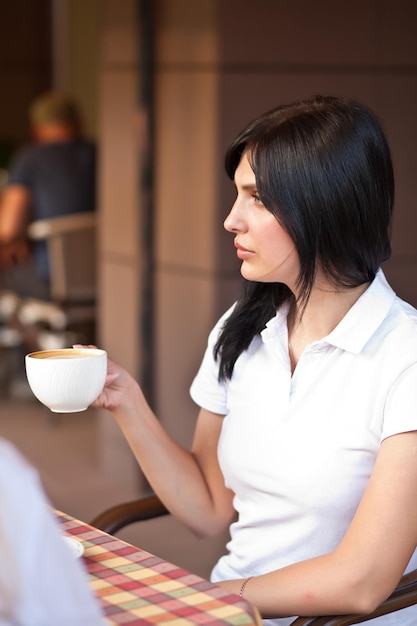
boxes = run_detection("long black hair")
[214,95,394,381]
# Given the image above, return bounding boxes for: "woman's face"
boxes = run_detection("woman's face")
[224,152,299,289]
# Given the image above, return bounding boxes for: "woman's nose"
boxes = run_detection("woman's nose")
[224,200,244,233]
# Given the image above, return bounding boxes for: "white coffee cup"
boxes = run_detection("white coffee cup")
[25,348,107,413]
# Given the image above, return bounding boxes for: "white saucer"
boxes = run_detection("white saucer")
[63,536,85,558]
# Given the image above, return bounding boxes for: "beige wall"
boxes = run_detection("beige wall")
[154,0,223,445]
[96,0,146,492]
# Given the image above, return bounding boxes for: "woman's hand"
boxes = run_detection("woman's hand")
[73,345,138,412]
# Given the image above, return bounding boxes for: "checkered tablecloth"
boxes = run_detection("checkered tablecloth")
[57,510,262,626]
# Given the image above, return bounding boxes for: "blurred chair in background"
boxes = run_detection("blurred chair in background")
[14,211,97,351]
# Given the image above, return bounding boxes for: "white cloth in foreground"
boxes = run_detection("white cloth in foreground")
[0,439,104,625]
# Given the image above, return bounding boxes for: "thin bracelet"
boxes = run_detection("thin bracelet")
[239,576,253,597]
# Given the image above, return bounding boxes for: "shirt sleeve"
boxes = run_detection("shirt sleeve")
[189,305,235,415]
[382,361,417,441]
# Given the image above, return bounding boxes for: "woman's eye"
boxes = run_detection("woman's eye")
[252,193,263,205]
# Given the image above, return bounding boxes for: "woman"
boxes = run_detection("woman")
[92,95,417,624]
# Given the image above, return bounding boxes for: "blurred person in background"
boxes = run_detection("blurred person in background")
[0,90,96,301]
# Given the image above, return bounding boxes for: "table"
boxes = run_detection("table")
[57,510,262,626]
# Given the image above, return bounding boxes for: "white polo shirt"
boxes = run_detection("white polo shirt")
[190,270,417,626]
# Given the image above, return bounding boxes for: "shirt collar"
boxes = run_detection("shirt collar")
[261,270,396,354]
[324,269,396,353]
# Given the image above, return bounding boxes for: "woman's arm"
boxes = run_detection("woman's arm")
[92,358,235,538]
[218,430,417,617]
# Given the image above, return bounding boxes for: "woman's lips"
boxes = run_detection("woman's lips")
[234,241,254,260]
